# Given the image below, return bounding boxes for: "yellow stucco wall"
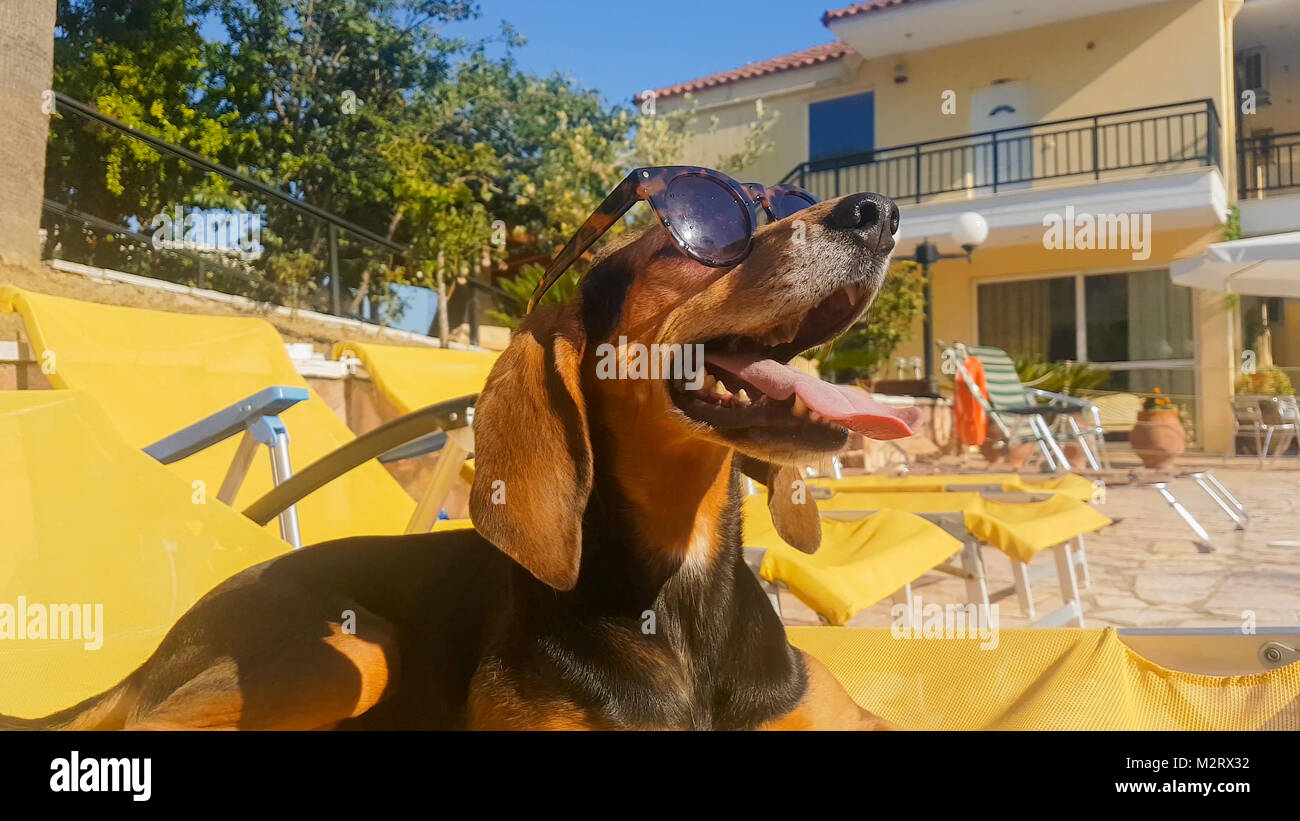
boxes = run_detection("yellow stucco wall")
[881,224,1238,450]
[659,0,1258,451]
[668,0,1236,185]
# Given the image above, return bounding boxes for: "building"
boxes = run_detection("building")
[642,0,1300,452]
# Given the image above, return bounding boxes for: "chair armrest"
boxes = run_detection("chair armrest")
[1025,388,1094,411]
[143,386,310,464]
[243,394,476,526]
[378,431,449,463]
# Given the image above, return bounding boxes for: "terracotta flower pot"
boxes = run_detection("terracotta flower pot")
[1130,408,1186,469]
[1060,413,1092,469]
[981,437,1034,469]
[1061,441,1090,470]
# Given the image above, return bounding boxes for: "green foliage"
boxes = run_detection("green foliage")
[1012,356,1112,395]
[50,1,238,216]
[1223,204,1242,242]
[1236,367,1296,396]
[815,261,926,382]
[48,1,780,325]
[485,263,582,329]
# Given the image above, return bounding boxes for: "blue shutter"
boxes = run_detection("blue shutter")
[809,92,875,163]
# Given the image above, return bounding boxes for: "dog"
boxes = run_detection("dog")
[4,191,918,730]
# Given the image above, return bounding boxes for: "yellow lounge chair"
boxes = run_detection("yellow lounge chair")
[333,340,497,524]
[788,626,1300,730]
[1,287,418,545]
[0,390,290,717]
[742,498,963,626]
[812,471,1103,502]
[334,340,497,415]
[816,490,1112,627]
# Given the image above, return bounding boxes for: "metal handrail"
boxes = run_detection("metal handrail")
[52,92,404,253]
[1238,129,1300,198]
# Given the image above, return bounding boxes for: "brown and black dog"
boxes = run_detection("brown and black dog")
[5,191,920,730]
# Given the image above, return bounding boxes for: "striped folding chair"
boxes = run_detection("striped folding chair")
[942,343,1110,471]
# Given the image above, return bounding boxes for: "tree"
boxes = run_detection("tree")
[48,0,240,273]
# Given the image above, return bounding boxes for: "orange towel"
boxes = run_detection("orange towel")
[954,355,988,447]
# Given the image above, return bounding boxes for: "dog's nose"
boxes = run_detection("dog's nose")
[824,193,899,253]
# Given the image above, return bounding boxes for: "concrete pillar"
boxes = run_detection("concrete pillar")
[0,0,57,266]
[1195,288,1236,454]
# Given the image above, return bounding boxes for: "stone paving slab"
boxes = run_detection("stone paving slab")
[775,459,1300,630]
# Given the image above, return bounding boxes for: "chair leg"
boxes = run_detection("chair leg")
[1201,471,1250,525]
[1029,415,1065,471]
[1192,471,1248,531]
[1066,414,1101,470]
[405,430,471,533]
[265,427,302,550]
[1153,483,1212,545]
[1088,405,1112,469]
[1073,534,1091,589]
[1010,556,1034,619]
[960,540,991,614]
[1052,541,1085,627]
[891,583,915,629]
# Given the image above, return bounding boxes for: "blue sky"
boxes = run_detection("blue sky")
[448,0,837,106]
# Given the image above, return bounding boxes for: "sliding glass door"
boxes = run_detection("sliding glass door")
[977,268,1197,429]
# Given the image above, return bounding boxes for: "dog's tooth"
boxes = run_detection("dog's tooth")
[701,373,716,392]
[735,389,751,406]
[792,396,808,417]
[809,411,823,423]
[711,379,731,399]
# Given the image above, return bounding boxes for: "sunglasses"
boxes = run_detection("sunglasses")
[527,166,818,312]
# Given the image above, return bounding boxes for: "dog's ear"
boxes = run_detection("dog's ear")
[740,457,821,554]
[469,304,592,590]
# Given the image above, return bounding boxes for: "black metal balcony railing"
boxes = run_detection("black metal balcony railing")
[781,99,1221,204]
[1239,131,1300,198]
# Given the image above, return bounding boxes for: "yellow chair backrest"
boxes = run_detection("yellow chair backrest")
[1090,392,1145,433]
[0,287,413,544]
[789,626,1300,730]
[0,390,290,717]
[333,340,498,414]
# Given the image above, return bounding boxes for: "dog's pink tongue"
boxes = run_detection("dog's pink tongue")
[705,352,921,440]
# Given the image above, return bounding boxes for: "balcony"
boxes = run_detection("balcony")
[782,100,1221,203]
[780,100,1228,248]
[1236,131,1300,236]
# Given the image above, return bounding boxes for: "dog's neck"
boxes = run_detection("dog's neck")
[586,400,739,582]
[497,391,804,729]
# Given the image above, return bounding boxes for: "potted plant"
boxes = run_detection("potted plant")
[1130,388,1186,469]
[1012,358,1112,469]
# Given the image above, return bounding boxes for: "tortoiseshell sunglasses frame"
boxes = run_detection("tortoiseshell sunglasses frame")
[526,166,816,313]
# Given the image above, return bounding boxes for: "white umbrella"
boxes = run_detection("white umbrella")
[1170,231,1300,297]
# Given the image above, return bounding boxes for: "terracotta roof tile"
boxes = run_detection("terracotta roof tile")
[822,0,934,25]
[636,41,852,103]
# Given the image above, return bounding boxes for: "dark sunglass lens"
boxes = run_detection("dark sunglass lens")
[772,191,816,219]
[662,176,750,261]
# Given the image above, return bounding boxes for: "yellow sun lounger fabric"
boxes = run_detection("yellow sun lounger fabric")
[743,499,962,626]
[816,491,1111,564]
[788,626,1300,729]
[0,287,414,545]
[0,390,290,718]
[333,340,498,414]
[814,472,1101,502]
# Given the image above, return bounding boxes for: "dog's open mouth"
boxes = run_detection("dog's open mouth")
[668,283,921,449]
